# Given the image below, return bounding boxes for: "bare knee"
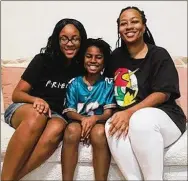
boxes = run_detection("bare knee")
[63,123,81,144]
[12,104,48,131]
[24,110,48,133]
[14,109,48,139]
[40,118,66,147]
[49,118,66,136]
[105,118,111,137]
[90,125,107,147]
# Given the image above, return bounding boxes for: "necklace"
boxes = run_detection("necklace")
[87,86,93,91]
[83,76,94,91]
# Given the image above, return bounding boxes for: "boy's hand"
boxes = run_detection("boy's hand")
[81,136,91,147]
[81,115,98,140]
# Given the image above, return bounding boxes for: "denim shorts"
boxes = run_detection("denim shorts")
[4,103,67,127]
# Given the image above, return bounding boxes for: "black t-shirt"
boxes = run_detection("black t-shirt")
[21,53,84,115]
[104,44,186,133]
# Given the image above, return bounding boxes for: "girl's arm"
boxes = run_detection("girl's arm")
[12,79,51,117]
[12,79,35,103]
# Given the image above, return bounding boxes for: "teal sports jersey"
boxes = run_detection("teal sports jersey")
[63,76,116,116]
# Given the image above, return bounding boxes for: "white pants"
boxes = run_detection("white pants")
[105,107,181,181]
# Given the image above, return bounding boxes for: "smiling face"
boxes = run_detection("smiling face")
[59,24,81,60]
[119,9,145,44]
[84,46,104,75]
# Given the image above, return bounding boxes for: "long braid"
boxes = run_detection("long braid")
[144,26,155,45]
[116,6,155,48]
[115,34,121,48]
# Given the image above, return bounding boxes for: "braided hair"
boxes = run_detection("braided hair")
[84,38,112,68]
[116,6,155,48]
[40,18,87,62]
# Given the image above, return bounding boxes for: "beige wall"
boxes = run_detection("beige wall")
[1,1,187,60]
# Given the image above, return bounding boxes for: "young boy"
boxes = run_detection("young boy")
[61,38,116,181]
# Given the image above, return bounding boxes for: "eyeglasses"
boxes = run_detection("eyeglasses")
[59,35,81,45]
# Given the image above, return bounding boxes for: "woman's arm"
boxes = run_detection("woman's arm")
[109,92,168,138]
[127,92,168,114]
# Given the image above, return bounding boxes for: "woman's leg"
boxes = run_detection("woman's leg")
[128,107,182,180]
[1,104,48,181]
[16,117,66,180]
[105,120,143,180]
[90,124,111,181]
[61,122,82,181]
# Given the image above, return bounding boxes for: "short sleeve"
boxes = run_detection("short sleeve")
[104,78,116,109]
[63,78,78,113]
[21,54,45,86]
[151,48,180,100]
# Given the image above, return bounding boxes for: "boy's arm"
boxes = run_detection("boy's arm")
[82,109,114,140]
[66,109,113,123]
[66,111,85,121]
[93,109,113,122]
[63,77,79,117]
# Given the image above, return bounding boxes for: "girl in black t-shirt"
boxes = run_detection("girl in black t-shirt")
[104,6,187,180]
[1,19,87,180]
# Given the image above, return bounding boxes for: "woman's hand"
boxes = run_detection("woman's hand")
[109,110,133,139]
[81,115,98,140]
[33,98,51,118]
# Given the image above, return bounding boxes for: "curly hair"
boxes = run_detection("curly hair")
[84,38,112,68]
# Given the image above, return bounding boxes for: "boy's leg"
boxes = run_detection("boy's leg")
[61,122,82,181]
[90,124,111,181]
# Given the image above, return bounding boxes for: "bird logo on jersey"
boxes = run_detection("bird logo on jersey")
[114,68,139,107]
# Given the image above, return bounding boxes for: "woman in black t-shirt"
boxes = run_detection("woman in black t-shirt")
[1,18,87,180]
[104,7,187,180]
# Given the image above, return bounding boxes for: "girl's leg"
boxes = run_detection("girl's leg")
[128,107,182,180]
[90,124,111,181]
[1,104,48,181]
[16,117,66,180]
[61,122,82,181]
[105,120,143,180]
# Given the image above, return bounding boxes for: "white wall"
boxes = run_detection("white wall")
[1,1,187,60]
